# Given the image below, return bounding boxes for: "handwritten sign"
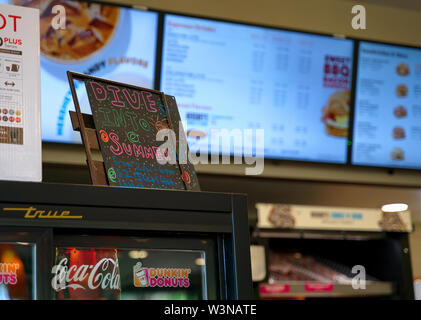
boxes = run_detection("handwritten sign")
[79,76,199,191]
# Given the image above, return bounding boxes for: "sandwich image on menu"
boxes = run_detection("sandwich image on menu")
[396,84,408,97]
[321,90,350,137]
[391,147,404,161]
[392,126,406,139]
[396,63,410,76]
[394,106,407,118]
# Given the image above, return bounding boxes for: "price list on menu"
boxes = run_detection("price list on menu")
[161,15,354,163]
[352,42,421,169]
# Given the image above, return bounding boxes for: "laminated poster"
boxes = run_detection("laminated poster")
[0,3,41,181]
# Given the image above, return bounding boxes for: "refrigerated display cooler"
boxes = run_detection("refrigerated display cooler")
[0,181,253,300]
[251,203,414,299]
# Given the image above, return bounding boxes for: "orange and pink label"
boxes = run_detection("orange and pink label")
[259,284,290,294]
[0,263,19,285]
[304,283,334,292]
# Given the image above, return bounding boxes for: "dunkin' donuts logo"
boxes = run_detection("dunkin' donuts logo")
[133,262,191,288]
[0,263,19,285]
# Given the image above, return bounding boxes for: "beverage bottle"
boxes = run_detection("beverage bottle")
[53,247,121,300]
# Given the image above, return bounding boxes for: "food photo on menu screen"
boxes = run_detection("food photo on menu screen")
[352,41,421,169]
[0,0,158,143]
[161,14,354,163]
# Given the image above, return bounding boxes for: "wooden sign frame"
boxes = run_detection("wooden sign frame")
[67,71,200,191]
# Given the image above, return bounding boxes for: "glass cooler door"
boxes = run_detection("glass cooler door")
[0,230,42,300]
[52,235,219,300]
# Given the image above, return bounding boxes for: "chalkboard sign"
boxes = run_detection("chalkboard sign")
[67,71,200,191]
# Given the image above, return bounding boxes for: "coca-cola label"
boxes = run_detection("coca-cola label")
[51,257,120,291]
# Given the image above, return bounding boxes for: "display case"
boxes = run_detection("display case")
[0,181,252,300]
[251,203,414,300]
[251,230,413,299]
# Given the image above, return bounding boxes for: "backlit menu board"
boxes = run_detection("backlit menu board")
[1,0,158,143]
[161,14,354,163]
[352,42,421,169]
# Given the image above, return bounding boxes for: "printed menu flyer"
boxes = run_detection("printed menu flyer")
[352,42,421,169]
[0,3,41,181]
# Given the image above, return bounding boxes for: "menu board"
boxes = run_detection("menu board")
[161,14,354,163]
[76,75,200,190]
[1,0,158,143]
[352,42,421,169]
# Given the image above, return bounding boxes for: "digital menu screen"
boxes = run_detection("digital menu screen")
[352,42,421,169]
[1,0,158,143]
[161,14,354,163]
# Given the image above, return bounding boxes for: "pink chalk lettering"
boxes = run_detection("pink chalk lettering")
[162,148,172,162]
[152,146,163,161]
[122,89,142,110]
[122,143,133,156]
[144,147,154,159]
[133,144,144,158]
[141,91,157,113]
[90,81,107,101]
[109,132,123,155]
[107,85,126,108]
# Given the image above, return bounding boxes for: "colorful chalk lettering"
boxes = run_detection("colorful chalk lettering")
[108,168,117,182]
[82,78,199,190]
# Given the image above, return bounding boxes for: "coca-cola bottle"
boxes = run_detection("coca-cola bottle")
[52,247,121,300]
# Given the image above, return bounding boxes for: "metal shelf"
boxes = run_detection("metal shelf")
[259,281,394,298]
[253,228,387,241]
